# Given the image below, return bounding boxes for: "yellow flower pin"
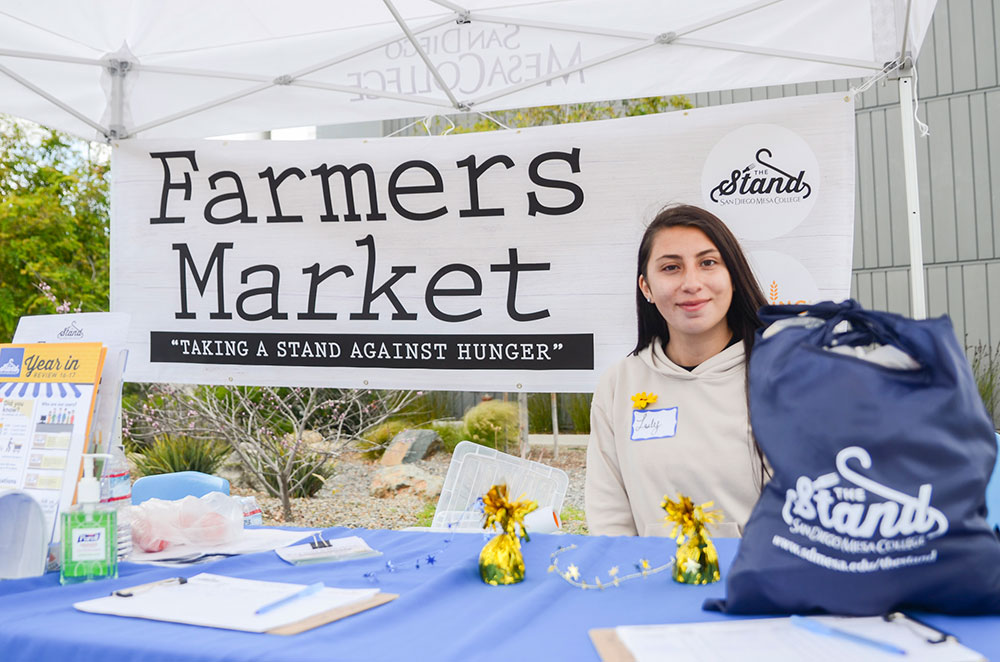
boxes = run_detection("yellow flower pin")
[630,392,658,409]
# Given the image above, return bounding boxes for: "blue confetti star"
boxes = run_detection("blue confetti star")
[426,554,437,565]
[385,560,396,572]
[363,571,378,583]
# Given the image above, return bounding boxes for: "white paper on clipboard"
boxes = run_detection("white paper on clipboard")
[612,616,984,662]
[74,572,379,633]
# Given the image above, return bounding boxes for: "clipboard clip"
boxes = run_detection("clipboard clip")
[309,532,331,549]
[883,611,956,644]
[113,576,187,597]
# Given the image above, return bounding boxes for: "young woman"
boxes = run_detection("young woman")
[585,204,768,537]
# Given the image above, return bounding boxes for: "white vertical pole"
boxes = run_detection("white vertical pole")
[518,391,529,458]
[550,393,559,460]
[897,74,927,319]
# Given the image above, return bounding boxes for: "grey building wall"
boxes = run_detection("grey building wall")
[687,0,1000,351]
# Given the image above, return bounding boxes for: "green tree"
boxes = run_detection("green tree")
[0,117,110,341]
[449,95,693,133]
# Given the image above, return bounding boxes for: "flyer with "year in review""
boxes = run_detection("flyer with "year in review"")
[0,342,106,545]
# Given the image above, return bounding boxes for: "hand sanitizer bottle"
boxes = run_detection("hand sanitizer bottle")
[60,453,117,585]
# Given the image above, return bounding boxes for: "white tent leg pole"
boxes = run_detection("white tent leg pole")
[897,74,926,320]
[550,393,559,460]
[518,391,529,458]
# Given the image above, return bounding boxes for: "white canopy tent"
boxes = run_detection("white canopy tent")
[0,0,937,314]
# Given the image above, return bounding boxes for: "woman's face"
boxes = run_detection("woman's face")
[639,226,734,345]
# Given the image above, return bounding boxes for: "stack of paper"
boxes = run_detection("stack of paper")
[276,535,381,565]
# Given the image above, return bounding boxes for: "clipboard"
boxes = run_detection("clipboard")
[268,592,397,635]
[74,573,398,635]
[589,615,986,662]
[589,628,635,662]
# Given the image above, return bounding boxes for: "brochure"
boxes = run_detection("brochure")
[0,342,106,545]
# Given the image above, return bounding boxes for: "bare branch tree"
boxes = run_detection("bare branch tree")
[125,385,418,520]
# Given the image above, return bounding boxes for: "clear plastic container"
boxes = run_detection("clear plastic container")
[239,496,263,526]
[99,444,132,561]
[431,441,569,531]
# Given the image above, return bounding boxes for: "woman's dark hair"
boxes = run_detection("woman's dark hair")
[632,204,766,356]
[632,204,770,487]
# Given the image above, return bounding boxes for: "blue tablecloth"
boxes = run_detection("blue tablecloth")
[1,528,998,662]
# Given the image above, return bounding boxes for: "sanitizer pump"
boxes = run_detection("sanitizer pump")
[60,453,117,585]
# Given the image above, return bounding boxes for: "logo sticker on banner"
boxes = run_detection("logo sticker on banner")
[111,94,856,391]
[747,251,821,306]
[701,124,820,240]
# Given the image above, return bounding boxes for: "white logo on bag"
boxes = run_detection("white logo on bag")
[782,446,949,541]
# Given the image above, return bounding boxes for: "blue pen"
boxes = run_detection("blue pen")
[254,582,325,615]
[790,615,907,656]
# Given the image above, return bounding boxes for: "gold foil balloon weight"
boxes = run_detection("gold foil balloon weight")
[478,484,537,586]
[479,533,525,586]
[662,494,723,585]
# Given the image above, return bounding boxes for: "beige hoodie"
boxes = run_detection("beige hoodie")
[585,340,761,538]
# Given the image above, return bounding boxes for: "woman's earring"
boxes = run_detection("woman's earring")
[646,297,652,303]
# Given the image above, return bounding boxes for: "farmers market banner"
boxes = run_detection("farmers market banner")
[111,92,855,391]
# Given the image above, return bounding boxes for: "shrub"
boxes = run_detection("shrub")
[428,421,467,452]
[563,393,592,434]
[403,391,459,421]
[970,341,1000,428]
[260,451,334,498]
[130,436,231,477]
[463,400,519,452]
[527,393,553,434]
[357,419,410,459]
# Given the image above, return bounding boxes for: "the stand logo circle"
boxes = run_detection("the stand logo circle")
[701,124,819,240]
[747,250,820,306]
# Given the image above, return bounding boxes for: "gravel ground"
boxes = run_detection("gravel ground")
[236,446,588,534]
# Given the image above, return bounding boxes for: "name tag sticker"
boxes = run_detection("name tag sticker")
[630,407,678,441]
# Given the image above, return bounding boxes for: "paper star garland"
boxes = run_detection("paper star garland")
[548,544,674,590]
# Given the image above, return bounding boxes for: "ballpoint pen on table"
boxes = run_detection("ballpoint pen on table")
[113,576,187,597]
[790,615,907,656]
[254,582,325,615]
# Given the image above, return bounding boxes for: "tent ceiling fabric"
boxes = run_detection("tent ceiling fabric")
[0,0,935,140]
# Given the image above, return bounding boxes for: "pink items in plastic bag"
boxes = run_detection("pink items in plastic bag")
[130,492,243,553]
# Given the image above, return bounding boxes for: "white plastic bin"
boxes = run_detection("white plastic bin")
[431,441,569,531]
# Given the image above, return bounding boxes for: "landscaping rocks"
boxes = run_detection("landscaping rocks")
[243,447,588,534]
[369,464,444,499]
[379,429,442,466]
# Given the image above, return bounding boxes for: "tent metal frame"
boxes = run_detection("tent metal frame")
[0,0,928,317]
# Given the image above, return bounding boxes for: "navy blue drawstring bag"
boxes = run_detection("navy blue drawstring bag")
[706,300,1000,615]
